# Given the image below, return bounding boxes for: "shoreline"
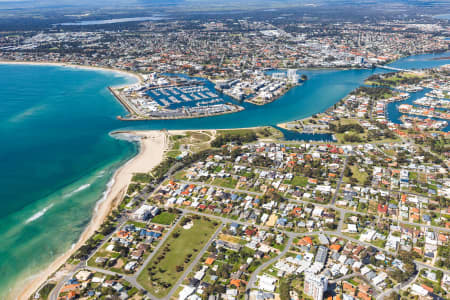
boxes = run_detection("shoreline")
[0,60,142,88]
[16,130,168,300]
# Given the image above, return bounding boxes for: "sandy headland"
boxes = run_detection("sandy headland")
[16,130,167,300]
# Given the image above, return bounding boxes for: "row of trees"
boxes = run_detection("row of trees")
[211,132,258,147]
[351,86,393,100]
[329,122,365,134]
[366,73,422,87]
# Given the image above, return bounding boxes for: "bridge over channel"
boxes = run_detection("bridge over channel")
[375,64,417,73]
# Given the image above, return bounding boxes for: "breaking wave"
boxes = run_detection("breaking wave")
[63,183,91,199]
[25,204,53,224]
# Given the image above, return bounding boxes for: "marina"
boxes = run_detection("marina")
[111,73,244,120]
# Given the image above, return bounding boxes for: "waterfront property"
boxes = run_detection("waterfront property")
[111,73,244,120]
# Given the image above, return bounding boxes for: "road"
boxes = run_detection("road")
[246,236,294,290]
[332,156,349,205]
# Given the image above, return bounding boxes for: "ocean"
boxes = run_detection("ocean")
[0,52,449,297]
[0,65,139,296]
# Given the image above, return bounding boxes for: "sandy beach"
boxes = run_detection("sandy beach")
[16,130,167,300]
[0,60,142,88]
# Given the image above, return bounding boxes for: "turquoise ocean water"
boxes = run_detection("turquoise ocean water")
[0,52,449,297]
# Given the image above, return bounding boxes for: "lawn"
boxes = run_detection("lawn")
[371,239,386,248]
[166,149,182,158]
[343,165,368,185]
[211,177,238,189]
[152,212,177,225]
[93,233,105,242]
[217,127,282,140]
[126,220,147,228]
[137,216,220,297]
[218,233,242,244]
[131,172,153,183]
[168,131,213,154]
[186,131,211,142]
[290,176,308,187]
[173,170,187,181]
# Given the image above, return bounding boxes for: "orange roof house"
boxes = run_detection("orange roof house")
[330,244,341,252]
[401,194,407,203]
[117,231,130,238]
[291,207,302,216]
[343,282,356,295]
[67,291,77,300]
[357,291,371,300]
[308,178,318,184]
[298,236,313,246]
[421,284,433,293]
[205,257,215,265]
[230,279,241,288]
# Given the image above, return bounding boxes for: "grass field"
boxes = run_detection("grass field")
[168,131,214,155]
[343,165,368,185]
[137,216,220,297]
[217,127,282,140]
[211,177,238,189]
[218,233,243,244]
[131,172,153,183]
[152,212,177,225]
[290,176,308,187]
